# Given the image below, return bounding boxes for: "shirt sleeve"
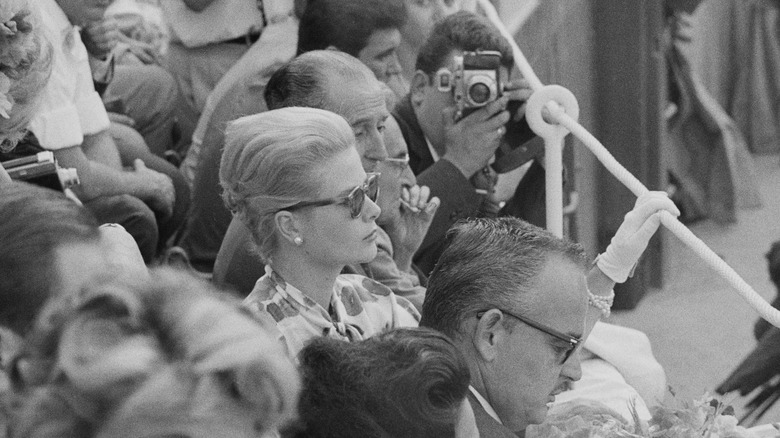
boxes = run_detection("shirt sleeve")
[28,26,110,150]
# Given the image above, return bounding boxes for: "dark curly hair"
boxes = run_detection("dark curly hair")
[288,327,471,438]
[296,0,406,57]
[415,10,513,79]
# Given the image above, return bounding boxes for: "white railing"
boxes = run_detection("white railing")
[477,0,780,328]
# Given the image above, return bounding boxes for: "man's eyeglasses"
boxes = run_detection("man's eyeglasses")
[476,308,583,364]
[381,154,410,170]
[285,173,380,219]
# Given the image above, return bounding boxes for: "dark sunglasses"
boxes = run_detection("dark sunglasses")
[286,173,380,219]
[476,308,583,364]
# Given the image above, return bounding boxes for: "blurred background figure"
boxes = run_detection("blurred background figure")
[717,240,780,424]
[158,0,274,152]
[663,0,762,224]
[8,268,299,437]
[0,182,104,340]
[396,0,464,95]
[286,327,477,438]
[23,0,187,263]
[0,0,52,183]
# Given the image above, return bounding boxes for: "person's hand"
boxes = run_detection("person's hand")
[82,17,120,60]
[502,78,534,122]
[597,191,681,283]
[107,112,136,128]
[441,96,511,178]
[133,159,175,220]
[385,185,440,271]
[398,184,440,245]
[115,38,162,65]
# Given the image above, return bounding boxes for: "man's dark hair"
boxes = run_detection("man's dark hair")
[265,50,376,110]
[416,10,514,77]
[296,0,406,57]
[420,217,587,338]
[290,327,470,438]
[0,181,100,335]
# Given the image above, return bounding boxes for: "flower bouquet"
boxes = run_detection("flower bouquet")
[526,395,763,438]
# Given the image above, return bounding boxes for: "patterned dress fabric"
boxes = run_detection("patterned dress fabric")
[243,266,420,359]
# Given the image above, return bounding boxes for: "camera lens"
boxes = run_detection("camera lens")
[468,83,492,105]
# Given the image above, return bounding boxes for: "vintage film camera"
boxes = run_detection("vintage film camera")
[2,151,80,192]
[437,50,503,118]
[435,50,541,173]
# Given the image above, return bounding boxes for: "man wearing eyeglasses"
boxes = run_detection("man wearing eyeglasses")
[420,192,680,437]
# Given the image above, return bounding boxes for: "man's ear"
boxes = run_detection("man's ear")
[472,309,508,362]
[411,70,430,107]
[274,210,302,246]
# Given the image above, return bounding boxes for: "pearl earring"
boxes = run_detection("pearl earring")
[294,237,303,245]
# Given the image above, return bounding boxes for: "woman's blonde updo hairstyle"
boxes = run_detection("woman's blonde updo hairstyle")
[219,107,356,262]
[0,1,52,150]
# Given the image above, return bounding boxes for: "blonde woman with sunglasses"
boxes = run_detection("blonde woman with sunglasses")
[220,107,420,360]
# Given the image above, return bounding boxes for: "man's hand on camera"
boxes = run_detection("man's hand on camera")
[441,97,510,179]
[502,78,533,122]
[82,17,120,60]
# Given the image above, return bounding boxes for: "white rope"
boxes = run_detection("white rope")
[477,0,780,328]
[554,108,780,328]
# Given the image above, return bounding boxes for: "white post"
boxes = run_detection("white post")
[525,86,580,237]
[544,136,564,236]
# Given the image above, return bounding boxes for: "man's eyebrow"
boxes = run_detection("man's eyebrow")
[352,113,388,127]
[377,48,396,59]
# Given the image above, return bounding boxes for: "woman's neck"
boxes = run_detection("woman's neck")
[270,250,342,311]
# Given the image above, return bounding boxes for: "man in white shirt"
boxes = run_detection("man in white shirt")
[29,0,176,262]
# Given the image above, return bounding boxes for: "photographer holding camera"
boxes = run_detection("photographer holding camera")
[393,10,540,274]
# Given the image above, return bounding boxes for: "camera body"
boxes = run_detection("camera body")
[2,151,80,191]
[435,50,541,172]
[437,50,503,119]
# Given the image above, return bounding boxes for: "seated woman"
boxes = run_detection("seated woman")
[8,268,299,437]
[0,0,52,182]
[219,107,420,359]
[287,327,478,438]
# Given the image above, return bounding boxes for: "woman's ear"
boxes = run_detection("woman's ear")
[410,71,430,107]
[274,211,302,245]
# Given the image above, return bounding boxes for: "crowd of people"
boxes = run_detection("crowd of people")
[0,0,682,437]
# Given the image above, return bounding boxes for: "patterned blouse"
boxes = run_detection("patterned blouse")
[243,266,421,360]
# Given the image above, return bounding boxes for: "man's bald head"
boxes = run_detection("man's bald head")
[266,50,390,167]
[266,50,377,111]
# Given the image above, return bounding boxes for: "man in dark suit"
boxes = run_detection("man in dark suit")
[420,217,589,437]
[393,11,541,275]
[420,189,679,437]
